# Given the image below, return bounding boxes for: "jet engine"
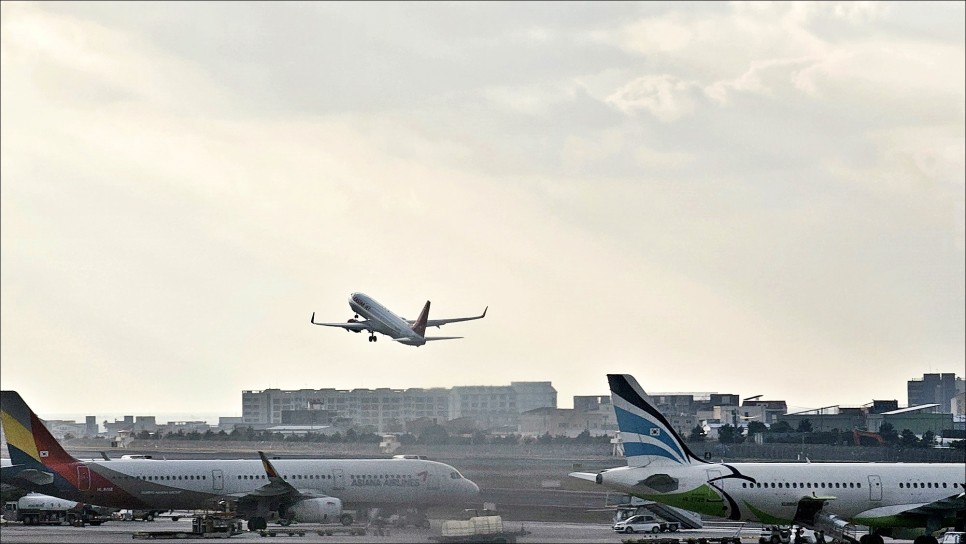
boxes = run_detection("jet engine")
[286,497,343,523]
[347,318,362,332]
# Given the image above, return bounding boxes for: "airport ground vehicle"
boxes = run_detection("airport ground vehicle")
[429,515,529,543]
[115,508,170,522]
[938,532,964,544]
[759,526,822,544]
[131,514,243,539]
[2,493,110,526]
[614,514,679,534]
[760,526,794,544]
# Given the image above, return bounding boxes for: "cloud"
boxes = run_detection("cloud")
[606,74,701,122]
[704,56,815,104]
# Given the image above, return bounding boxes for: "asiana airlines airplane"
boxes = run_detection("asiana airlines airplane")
[1,391,479,531]
[570,374,965,544]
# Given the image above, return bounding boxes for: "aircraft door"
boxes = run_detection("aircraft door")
[212,470,224,491]
[332,469,345,490]
[868,475,882,501]
[77,465,91,492]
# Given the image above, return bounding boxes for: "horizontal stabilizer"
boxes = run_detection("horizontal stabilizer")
[392,336,463,343]
[568,471,599,482]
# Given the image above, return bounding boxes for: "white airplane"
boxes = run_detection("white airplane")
[311,292,487,346]
[1,391,480,531]
[570,374,965,544]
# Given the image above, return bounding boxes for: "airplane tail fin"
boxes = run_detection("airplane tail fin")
[1,391,80,469]
[411,301,431,337]
[608,374,704,467]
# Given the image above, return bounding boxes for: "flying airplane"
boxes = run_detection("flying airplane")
[1,391,479,531]
[570,374,965,544]
[311,292,487,346]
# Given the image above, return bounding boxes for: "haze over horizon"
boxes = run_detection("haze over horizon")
[2,2,963,417]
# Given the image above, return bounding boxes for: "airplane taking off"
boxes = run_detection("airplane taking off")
[311,292,487,346]
[570,374,965,544]
[1,391,479,531]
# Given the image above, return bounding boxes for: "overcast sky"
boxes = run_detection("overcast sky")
[2,2,963,420]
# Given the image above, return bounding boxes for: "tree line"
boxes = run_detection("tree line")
[101,425,612,446]
[688,420,964,449]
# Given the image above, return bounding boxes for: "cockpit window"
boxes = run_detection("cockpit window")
[450,471,462,479]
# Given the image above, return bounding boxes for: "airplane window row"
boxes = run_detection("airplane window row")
[236,474,334,480]
[742,482,862,489]
[233,473,450,481]
[118,475,207,481]
[742,481,962,490]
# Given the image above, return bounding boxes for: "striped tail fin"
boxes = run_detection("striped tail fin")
[411,301,431,337]
[1,390,80,469]
[608,374,705,467]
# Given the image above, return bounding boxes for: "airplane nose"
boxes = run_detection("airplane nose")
[465,480,480,496]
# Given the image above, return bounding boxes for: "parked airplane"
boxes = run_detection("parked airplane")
[570,374,965,544]
[1,391,479,530]
[311,292,487,346]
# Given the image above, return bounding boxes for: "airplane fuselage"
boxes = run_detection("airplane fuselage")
[348,293,420,343]
[598,462,964,528]
[6,457,479,512]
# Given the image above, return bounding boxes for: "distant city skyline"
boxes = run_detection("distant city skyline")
[2,3,963,416]
[35,372,962,428]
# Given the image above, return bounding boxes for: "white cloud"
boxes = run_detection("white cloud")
[791,42,966,107]
[606,74,700,122]
[704,56,815,104]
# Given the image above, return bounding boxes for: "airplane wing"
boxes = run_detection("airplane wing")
[410,307,488,328]
[851,491,966,527]
[897,491,966,518]
[794,490,966,535]
[230,452,334,503]
[309,313,371,333]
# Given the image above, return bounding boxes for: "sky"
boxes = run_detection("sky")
[1,2,964,421]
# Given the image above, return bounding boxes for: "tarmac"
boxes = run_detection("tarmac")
[0,518,757,543]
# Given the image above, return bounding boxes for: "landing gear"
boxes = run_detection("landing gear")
[368,334,377,342]
[247,516,268,531]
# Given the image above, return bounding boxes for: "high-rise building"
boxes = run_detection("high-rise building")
[907,373,963,411]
